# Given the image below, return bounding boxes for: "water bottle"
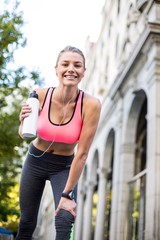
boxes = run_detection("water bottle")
[22,90,39,138]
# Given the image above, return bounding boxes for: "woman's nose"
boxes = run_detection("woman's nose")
[68,64,75,72]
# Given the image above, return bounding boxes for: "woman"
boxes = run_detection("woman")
[16,46,101,240]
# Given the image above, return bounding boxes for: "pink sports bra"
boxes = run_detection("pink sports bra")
[36,87,84,144]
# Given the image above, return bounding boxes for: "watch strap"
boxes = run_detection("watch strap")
[62,191,74,200]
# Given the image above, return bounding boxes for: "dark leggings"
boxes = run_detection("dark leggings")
[16,143,77,240]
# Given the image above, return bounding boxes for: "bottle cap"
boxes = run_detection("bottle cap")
[29,90,38,99]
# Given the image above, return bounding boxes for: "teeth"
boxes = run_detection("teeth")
[64,75,76,78]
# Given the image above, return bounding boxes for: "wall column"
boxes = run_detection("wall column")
[74,189,85,240]
[109,115,125,240]
[82,181,95,240]
[94,168,108,240]
[145,42,160,240]
[116,142,135,240]
[110,119,135,240]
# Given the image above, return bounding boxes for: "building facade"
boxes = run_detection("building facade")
[75,0,160,240]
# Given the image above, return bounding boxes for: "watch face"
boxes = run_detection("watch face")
[69,191,74,200]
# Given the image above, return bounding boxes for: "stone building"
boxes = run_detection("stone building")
[74,0,160,240]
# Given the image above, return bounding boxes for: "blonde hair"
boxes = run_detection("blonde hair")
[55,46,86,68]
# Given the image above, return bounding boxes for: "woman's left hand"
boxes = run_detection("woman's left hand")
[55,197,77,219]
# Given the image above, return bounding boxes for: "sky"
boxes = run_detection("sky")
[1,0,105,87]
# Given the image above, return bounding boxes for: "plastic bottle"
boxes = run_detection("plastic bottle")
[22,90,39,138]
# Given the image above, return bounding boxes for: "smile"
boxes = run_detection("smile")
[64,75,77,79]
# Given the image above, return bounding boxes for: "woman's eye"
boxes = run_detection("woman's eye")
[75,65,81,68]
[61,63,82,68]
[62,63,68,67]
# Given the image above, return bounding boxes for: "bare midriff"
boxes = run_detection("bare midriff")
[33,137,77,156]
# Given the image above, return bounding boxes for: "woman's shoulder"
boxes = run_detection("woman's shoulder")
[83,91,101,105]
[83,91,101,111]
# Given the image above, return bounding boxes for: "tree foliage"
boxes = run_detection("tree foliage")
[0,0,43,232]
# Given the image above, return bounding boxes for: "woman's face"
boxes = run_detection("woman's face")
[55,51,86,87]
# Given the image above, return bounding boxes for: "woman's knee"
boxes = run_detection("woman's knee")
[55,209,74,240]
[55,209,75,228]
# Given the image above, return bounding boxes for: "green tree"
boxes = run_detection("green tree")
[0,0,43,233]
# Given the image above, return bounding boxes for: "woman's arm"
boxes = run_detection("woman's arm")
[64,95,101,192]
[55,94,101,217]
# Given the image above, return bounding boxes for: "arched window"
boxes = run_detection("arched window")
[104,129,115,240]
[91,170,99,239]
[91,151,99,239]
[127,94,147,240]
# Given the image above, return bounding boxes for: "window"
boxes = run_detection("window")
[91,175,99,239]
[127,99,147,240]
[104,133,115,240]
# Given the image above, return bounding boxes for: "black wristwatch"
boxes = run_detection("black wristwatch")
[62,191,75,200]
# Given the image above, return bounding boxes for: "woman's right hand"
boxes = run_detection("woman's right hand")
[19,103,32,123]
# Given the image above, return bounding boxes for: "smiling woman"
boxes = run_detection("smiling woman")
[55,47,86,87]
[16,45,101,240]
